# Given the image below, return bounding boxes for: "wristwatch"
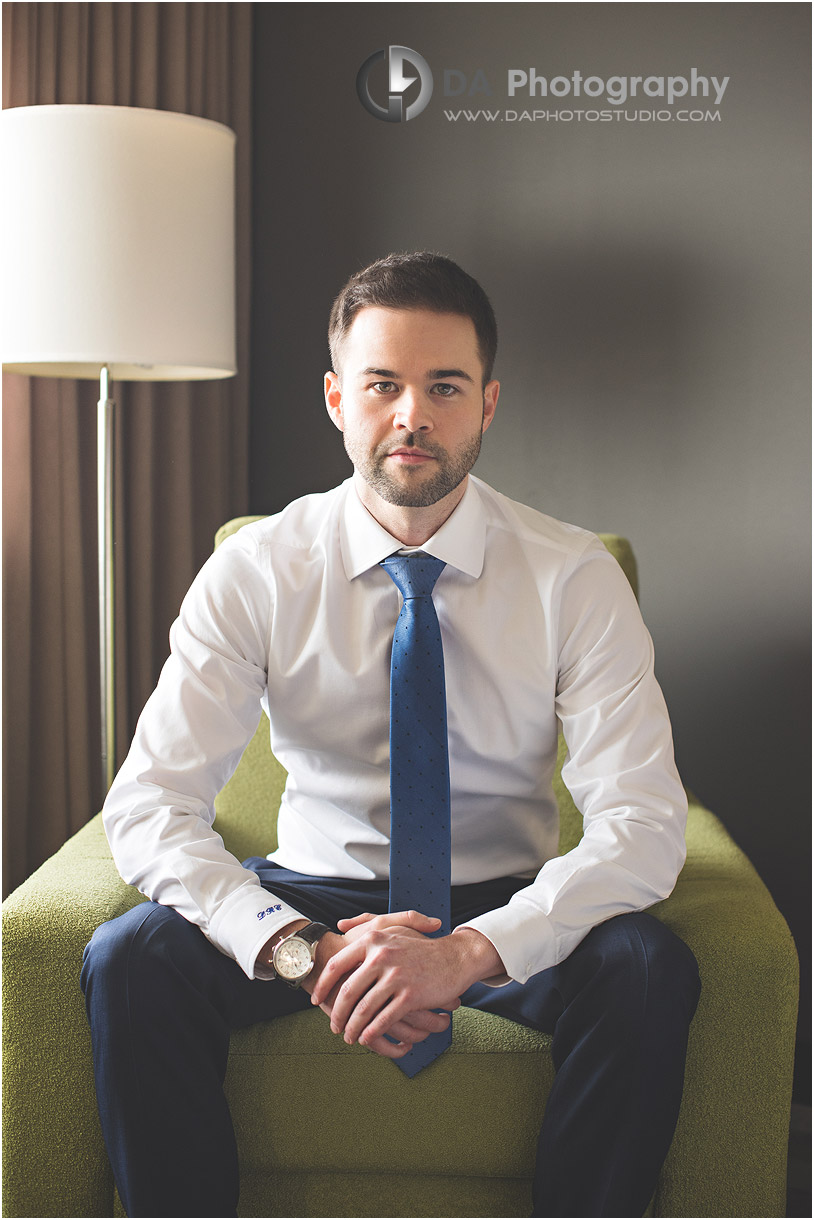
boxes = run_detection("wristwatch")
[271,921,330,988]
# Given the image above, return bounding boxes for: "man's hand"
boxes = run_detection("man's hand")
[309,914,503,1057]
[304,911,457,1059]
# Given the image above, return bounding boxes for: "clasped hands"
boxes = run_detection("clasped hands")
[304,910,500,1060]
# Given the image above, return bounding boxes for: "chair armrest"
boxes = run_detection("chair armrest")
[653,796,799,1217]
[555,732,798,1217]
[2,812,143,1218]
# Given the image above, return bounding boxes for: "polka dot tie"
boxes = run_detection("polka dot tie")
[380,552,452,1077]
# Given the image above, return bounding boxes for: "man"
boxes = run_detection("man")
[82,252,700,1219]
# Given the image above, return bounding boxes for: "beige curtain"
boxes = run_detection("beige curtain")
[2,3,253,896]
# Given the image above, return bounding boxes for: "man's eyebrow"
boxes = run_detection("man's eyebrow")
[358,366,475,383]
[428,368,475,383]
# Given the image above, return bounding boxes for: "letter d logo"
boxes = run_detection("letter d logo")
[357,46,433,122]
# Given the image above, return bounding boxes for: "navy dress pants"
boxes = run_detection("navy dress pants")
[81,862,700,1219]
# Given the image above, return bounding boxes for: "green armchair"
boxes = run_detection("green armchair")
[2,527,798,1218]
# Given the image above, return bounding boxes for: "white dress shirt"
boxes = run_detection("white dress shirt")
[103,475,687,985]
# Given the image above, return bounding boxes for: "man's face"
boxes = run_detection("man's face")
[325,307,499,509]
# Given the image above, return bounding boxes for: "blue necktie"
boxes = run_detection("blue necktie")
[380,552,452,1077]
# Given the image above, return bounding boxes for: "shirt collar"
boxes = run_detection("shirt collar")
[340,475,486,581]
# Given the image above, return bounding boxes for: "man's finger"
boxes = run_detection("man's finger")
[343,984,407,1045]
[325,1002,451,1042]
[332,971,389,1038]
[362,1033,416,1060]
[397,1006,456,1033]
[321,991,452,1044]
[337,910,442,933]
[383,1019,429,1045]
[310,939,367,1005]
[350,992,462,1046]
[383,1011,451,1044]
[393,910,442,930]
[336,912,376,930]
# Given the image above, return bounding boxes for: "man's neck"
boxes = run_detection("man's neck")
[353,473,468,547]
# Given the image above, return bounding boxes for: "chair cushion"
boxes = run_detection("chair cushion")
[225,1006,553,1180]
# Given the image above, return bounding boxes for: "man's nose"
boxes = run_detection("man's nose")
[393,388,432,432]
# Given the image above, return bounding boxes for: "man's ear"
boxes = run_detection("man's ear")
[482,379,499,434]
[324,371,344,432]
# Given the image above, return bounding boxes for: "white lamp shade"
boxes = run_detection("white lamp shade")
[1,104,236,380]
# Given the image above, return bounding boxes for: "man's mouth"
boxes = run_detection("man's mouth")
[386,446,436,464]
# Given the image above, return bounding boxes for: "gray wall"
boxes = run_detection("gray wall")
[250,2,811,1089]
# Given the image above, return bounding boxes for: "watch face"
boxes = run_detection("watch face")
[275,937,313,979]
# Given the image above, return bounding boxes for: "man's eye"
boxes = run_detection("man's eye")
[372,381,396,394]
[433,383,458,397]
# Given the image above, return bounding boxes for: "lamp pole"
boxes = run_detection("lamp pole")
[98,365,116,794]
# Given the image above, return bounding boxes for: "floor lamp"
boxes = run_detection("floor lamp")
[1,104,237,794]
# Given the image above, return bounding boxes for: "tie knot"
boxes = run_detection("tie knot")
[380,552,446,599]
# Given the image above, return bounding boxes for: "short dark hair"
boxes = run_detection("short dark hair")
[328,252,498,383]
